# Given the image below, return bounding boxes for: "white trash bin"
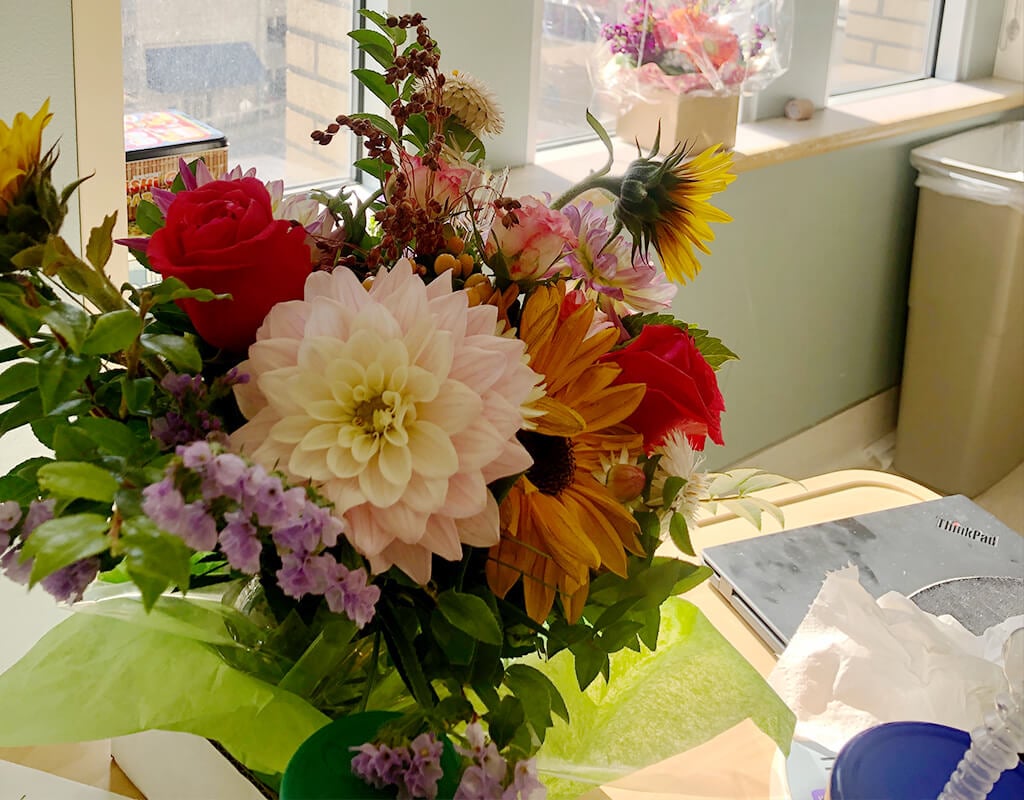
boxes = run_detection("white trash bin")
[894,121,1024,497]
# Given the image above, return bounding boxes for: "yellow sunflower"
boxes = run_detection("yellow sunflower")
[0,100,52,214]
[486,282,646,623]
[614,143,735,284]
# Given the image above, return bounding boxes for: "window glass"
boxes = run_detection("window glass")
[829,0,944,95]
[122,0,356,189]
[538,0,621,147]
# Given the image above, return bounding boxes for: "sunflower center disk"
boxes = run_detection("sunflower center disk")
[518,430,576,496]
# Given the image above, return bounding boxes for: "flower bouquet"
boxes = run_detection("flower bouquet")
[596,0,792,152]
[0,11,794,800]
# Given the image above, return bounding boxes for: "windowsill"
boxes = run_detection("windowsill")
[510,77,1023,194]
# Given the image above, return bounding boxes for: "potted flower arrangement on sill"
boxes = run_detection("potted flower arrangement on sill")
[0,11,794,800]
[596,0,792,153]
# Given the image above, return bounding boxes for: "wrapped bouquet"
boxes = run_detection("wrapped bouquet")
[595,0,791,101]
[0,11,793,799]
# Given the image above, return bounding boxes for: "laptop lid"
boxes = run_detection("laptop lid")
[701,495,1024,654]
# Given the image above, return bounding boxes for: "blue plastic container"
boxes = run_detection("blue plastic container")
[830,721,1024,800]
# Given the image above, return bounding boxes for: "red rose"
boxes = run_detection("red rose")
[600,324,724,451]
[147,177,312,352]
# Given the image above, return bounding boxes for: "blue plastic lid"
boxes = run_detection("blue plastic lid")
[831,721,1024,800]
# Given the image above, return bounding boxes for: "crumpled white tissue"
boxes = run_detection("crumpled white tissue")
[768,565,1023,753]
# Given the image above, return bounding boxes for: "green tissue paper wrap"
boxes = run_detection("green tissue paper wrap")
[0,592,793,794]
[534,598,795,799]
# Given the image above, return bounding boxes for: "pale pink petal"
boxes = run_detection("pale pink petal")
[455,494,501,548]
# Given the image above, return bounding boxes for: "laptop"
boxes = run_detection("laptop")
[702,495,1024,654]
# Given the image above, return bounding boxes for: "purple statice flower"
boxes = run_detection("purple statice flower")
[405,733,444,800]
[351,742,411,792]
[242,468,290,527]
[178,501,218,550]
[40,557,101,603]
[502,759,545,800]
[324,561,380,628]
[601,0,666,66]
[142,478,187,533]
[161,371,206,399]
[218,511,262,574]
[178,439,214,472]
[23,498,55,534]
[0,500,20,551]
[455,765,505,800]
[276,552,331,599]
[203,452,249,502]
[0,547,32,585]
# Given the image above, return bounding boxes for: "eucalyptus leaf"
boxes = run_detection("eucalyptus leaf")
[22,512,110,584]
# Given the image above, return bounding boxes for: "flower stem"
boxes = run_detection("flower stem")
[549,175,622,211]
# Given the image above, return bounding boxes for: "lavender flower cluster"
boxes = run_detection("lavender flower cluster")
[601,0,666,66]
[151,369,249,449]
[351,732,446,800]
[454,722,545,800]
[141,440,380,628]
[0,498,99,602]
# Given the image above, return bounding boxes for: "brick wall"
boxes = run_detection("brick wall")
[285,0,353,182]
[841,0,937,76]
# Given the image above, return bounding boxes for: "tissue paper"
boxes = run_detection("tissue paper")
[769,566,1022,753]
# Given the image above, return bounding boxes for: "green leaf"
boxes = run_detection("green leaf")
[81,310,142,355]
[507,663,569,723]
[598,619,644,652]
[353,68,398,106]
[571,640,607,691]
[688,325,739,370]
[358,9,407,44]
[42,302,91,353]
[661,475,685,510]
[36,348,93,413]
[485,694,525,750]
[429,609,477,666]
[85,213,117,270]
[353,158,390,181]
[436,590,503,646]
[119,517,193,610]
[120,375,155,414]
[348,112,400,143]
[671,563,712,596]
[140,333,202,372]
[404,114,431,149]
[0,474,37,505]
[585,108,615,177]
[75,418,143,458]
[503,664,552,735]
[0,361,38,403]
[22,513,110,585]
[721,497,785,530]
[148,276,224,305]
[0,295,43,340]
[0,391,43,436]
[37,461,119,503]
[637,607,661,650]
[134,200,164,236]
[669,512,695,556]
[348,29,395,69]
[51,425,100,461]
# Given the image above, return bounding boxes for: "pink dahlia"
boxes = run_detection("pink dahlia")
[230,262,540,584]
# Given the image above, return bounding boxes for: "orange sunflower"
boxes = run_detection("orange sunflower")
[486,282,646,623]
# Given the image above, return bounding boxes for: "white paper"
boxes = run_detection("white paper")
[768,566,1023,753]
[0,759,131,800]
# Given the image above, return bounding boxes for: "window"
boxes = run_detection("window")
[829,0,944,95]
[121,0,358,190]
[538,0,620,147]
